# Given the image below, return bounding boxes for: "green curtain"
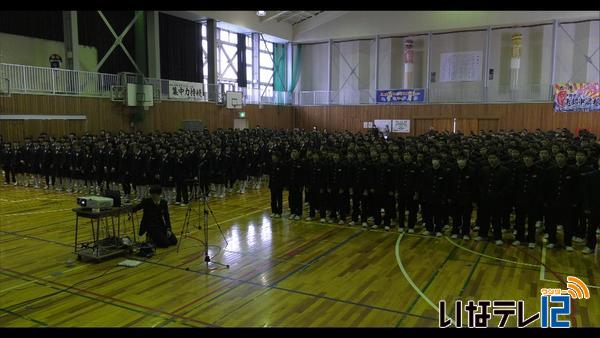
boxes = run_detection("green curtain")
[273,43,287,106]
[289,44,302,93]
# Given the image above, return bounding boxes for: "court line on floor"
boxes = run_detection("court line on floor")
[155,228,348,327]
[0,208,73,217]
[0,271,201,328]
[0,267,216,327]
[0,265,86,294]
[539,245,547,281]
[207,229,367,326]
[395,232,452,326]
[444,236,541,268]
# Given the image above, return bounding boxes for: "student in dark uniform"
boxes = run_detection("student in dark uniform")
[105,142,119,192]
[544,152,578,251]
[572,149,595,244]
[449,153,477,240]
[12,142,25,186]
[476,152,510,245]
[184,144,199,198]
[372,152,395,231]
[117,143,132,202]
[1,142,14,185]
[513,151,542,248]
[131,143,148,201]
[70,143,84,193]
[350,151,369,227]
[31,141,43,188]
[235,144,250,194]
[132,185,178,248]
[81,144,95,194]
[582,156,599,254]
[504,147,521,231]
[330,152,350,225]
[268,152,285,218]
[287,149,305,220]
[305,151,324,221]
[197,146,211,197]
[420,155,448,236]
[41,142,53,189]
[174,147,189,206]
[536,148,555,233]
[51,142,66,191]
[396,151,420,233]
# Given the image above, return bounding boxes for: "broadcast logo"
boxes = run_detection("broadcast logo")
[439,276,590,328]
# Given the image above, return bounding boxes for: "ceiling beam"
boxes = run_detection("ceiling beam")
[261,11,291,23]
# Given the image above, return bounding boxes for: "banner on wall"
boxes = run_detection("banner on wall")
[553,82,600,112]
[168,80,205,101]
[392,119,411,133]
[376,89,425,103]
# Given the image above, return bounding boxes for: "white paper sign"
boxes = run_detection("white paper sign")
[374,119,392,132]
[168,80,205,101]
[392,119,411,133]
[440,51,482,82]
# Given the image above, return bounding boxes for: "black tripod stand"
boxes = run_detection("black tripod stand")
[177,179,229,271]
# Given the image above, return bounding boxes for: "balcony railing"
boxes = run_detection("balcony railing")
[0,63,291,105]
[0,63,551,105]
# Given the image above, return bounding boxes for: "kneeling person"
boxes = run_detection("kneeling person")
[132,185,178,248]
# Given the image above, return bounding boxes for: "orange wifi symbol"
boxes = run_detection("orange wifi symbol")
[565,276,590,300]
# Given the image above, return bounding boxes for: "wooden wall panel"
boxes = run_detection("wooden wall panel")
[293,103,600,135]
[0,94,294,141]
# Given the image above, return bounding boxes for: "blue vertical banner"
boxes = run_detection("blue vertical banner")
[376,89,425,103]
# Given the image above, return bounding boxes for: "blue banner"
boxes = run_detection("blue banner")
[376,89,425,103]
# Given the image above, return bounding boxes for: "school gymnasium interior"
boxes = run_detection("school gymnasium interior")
[0,10,599,329]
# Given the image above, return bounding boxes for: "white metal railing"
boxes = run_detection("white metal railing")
[0,63,118,97]
[0,63,288,105]
[0,63,552,105]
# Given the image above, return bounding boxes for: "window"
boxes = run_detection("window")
[258,37,275,96]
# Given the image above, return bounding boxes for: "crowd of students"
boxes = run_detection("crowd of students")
[1,127,598,254]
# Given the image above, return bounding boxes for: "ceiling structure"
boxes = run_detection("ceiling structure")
[260,11,324,25]
[160,11,599,43]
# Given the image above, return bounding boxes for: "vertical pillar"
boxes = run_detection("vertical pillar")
[286,42,293,103]
[549,19,558,100]
[403,38,414,89]
[425,32,432,103]
[146,11,160,78]
[327,39,332,104]
[134,11,147,76]
[375,35,380,90]
[206,19,218,101]
[483,27,491,102]
[252,33,260,95]
[62,11,79,70]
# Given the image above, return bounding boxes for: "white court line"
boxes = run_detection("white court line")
[183,207,268,236]
[540,245,547,281]
[0,197,54,203]
[395,232,452,325]
[0,264,86,293]
[444,236,541,268]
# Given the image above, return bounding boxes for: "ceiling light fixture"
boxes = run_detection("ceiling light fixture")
[256,11,266,17]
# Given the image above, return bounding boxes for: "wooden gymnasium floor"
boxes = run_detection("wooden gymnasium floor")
[0,184,598,328]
